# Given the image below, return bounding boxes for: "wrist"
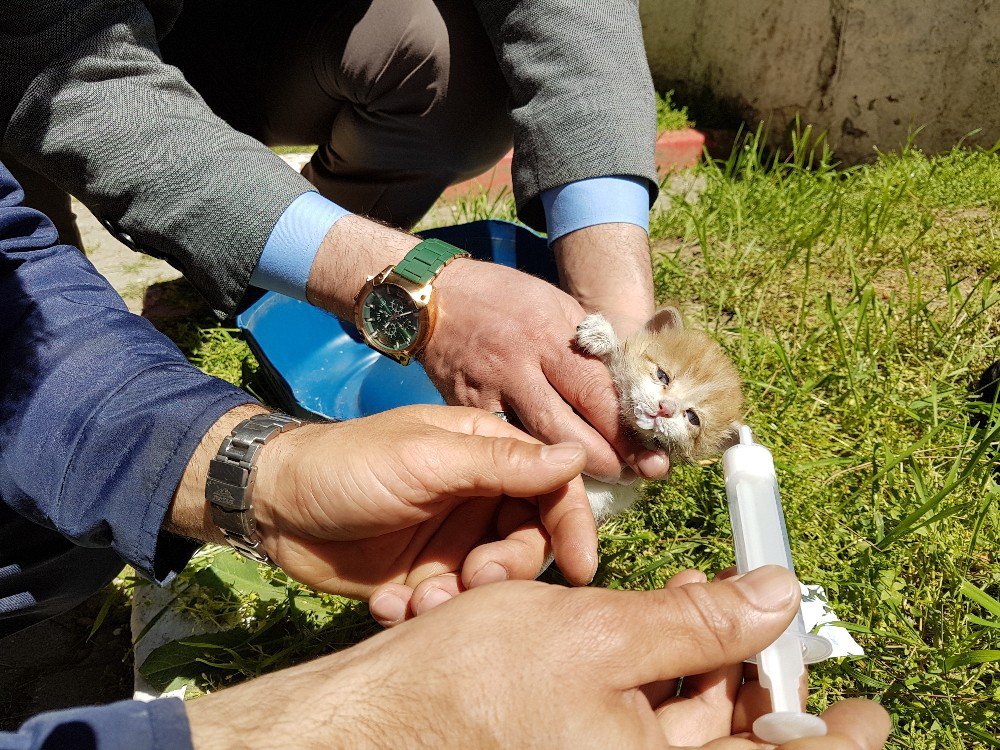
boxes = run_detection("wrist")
[165,404,269,545]
[185,649,379,749]
[553,223,654,336]
[415,256,478,363]
[305,215,421,319]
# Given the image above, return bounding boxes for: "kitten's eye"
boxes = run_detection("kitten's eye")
[685,409,701,426]
[656,368,670,386]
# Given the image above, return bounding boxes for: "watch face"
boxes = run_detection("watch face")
[361,284,421,352]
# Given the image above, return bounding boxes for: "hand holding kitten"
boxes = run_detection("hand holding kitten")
[421,258,672,482]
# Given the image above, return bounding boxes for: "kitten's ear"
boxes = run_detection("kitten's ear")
[646,305,684,333]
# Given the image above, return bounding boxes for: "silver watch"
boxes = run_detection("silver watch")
[205,411,301,563]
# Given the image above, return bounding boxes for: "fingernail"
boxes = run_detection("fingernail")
[732,566,799,612]
[418,586,453,611]
[635,451,669,479]
[469,561,508,588]
[370,593,406,624]
[540,442,585,465]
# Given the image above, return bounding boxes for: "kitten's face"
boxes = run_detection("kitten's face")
[608,321,743,462]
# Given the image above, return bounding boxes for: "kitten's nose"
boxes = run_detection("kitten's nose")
[657,399,677,418]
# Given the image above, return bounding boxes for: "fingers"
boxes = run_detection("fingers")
[402,500,500,588]
[656,662,743,745]
[731,666,808,737]
[507,374,628,482]
[410,574,464,617]
[537,478,598,585]
[460,504,550,589]
[369,583,412,628]
[433,432,596,584]
[540,350,670,481]
[668,569,710,587]
[640,569,709,706]
[434,431,596,584]
[369,575,465,628]
[655,568,743,745]
[600,566,802,686]
[436,432,589,498]
[777,700,891,750]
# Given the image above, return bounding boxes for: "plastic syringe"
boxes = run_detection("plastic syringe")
[722,425,833,744]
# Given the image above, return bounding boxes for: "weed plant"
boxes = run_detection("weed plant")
[159,129,997,748]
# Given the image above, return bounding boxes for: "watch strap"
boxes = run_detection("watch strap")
[393,238,469,285]
[206,411,302,563]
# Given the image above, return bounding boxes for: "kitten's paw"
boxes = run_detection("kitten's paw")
[576,313,618,357]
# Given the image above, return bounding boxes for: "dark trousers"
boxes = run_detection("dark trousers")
[0,505,124,640]
[11,0,513,245]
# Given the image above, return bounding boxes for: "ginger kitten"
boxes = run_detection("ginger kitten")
[576,307,744,524]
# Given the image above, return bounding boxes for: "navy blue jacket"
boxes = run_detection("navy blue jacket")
[0,162,254,747]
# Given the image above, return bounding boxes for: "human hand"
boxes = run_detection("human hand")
[184,566,891,749]
[650,568,830,747]
[553,222,657,338]
[303,215,667,482]
[424,257,668,482]
[246,405,598,606]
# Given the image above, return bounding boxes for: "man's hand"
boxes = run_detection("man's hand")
[424,257,667,481]
[305,216,669,482]
[167,404,598,618]
[184,566,892,749]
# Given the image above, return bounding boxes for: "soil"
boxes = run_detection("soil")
[0,589,133,730]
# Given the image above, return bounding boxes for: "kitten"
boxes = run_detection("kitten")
[577,306,744,525]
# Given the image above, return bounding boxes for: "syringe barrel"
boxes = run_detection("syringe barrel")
[726,475,795,574]
[723,427,808,710]
[723,430,795,576]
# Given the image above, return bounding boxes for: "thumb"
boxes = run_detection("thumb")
[599,566,802,687]
[441,436,588,498]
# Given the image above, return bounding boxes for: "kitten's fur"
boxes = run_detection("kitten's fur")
[578,307,744,524]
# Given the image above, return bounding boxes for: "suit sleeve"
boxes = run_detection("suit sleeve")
[0,0,315,314]
[0,698,192,750]
[472,0,659,230]
[0,162,256,583]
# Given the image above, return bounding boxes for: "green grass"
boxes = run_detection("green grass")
[657,90,691,133]
[270,144,317,156]
[159,128,998,748]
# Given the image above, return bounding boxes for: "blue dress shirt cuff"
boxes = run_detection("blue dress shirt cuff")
[2,697,193,750]
[540,176,651,244]
[250,191,352,300]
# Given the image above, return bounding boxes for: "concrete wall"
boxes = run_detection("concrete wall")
[640,0,1000,163]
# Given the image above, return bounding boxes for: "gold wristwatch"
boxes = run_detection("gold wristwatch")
[353,239,469,365]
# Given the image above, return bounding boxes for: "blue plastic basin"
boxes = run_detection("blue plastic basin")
[236,220,554,421]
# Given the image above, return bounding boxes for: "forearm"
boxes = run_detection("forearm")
[305,215,421,319]
[0,164,257,582]
[184,652,373,750]
[553,223,654,336]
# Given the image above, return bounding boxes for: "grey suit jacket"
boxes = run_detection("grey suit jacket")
[0,0,656,315]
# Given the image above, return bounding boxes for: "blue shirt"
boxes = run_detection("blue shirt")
[250,177,652,299]
[0,161,251,748]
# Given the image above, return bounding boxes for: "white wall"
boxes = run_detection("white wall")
[641,0,1000,162]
